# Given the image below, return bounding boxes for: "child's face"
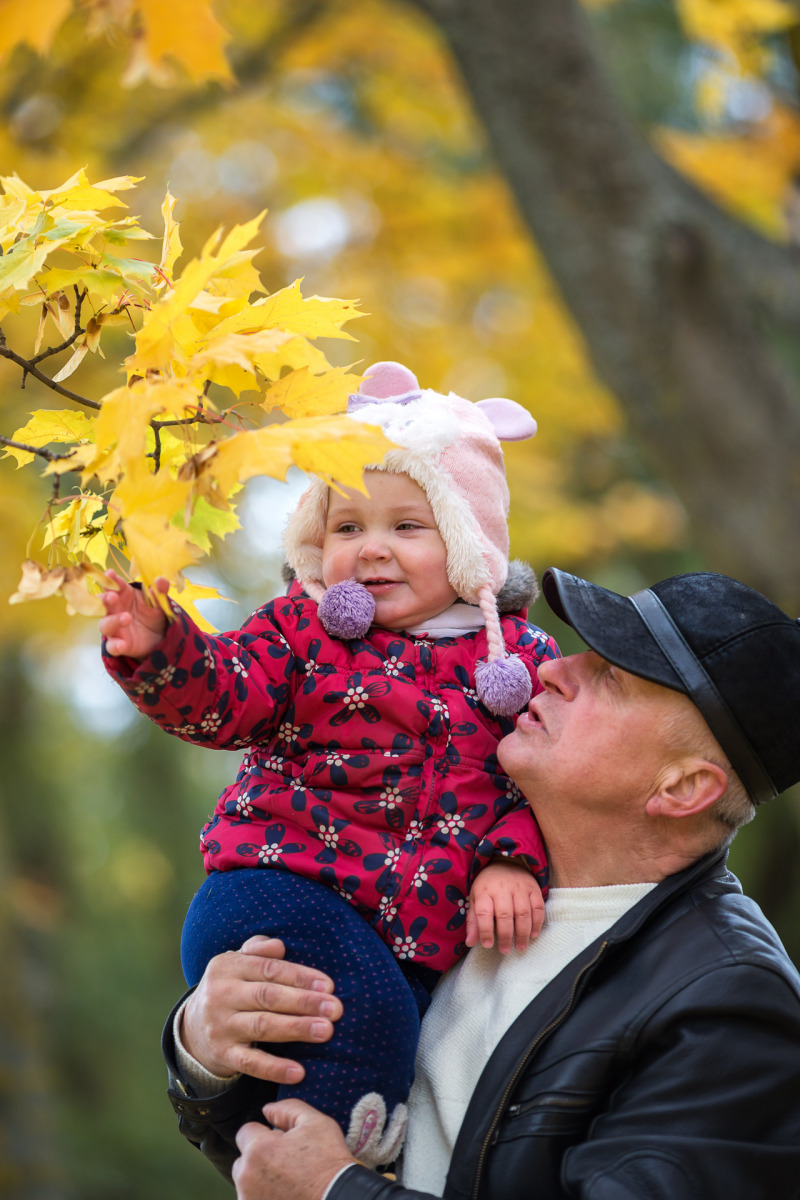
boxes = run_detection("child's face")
[322,470,458,630]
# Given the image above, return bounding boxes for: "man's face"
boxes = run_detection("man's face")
[498,651,686,816]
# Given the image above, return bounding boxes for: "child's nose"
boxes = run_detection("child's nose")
[359,536,391,561]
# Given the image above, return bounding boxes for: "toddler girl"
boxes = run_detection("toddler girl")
[101,361,560,1167]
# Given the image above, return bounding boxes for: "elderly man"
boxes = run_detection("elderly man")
[165,568,800,1200]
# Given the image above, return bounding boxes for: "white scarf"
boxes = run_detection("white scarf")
[404,601,485,640]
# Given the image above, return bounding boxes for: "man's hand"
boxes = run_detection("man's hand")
[466,858,545,953]
[99,570,170,658]
[233,1100,355,1200]
[181,937,344,1085]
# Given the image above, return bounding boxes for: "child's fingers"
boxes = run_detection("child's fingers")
[471,898,498,950]
[494,901,516,955]
[513,895,533,952]
[464,902,479,948]
[530,892,546,940]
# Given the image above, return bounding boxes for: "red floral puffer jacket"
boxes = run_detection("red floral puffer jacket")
[104,592,560,971]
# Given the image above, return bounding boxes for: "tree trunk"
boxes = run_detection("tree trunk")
[411,0,800,610]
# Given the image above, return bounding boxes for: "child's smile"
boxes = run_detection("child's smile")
[322,470,458,630]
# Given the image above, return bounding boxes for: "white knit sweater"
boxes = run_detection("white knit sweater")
[400,883,656,1196]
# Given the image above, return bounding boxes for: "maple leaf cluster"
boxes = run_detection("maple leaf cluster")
[0,170,393,628]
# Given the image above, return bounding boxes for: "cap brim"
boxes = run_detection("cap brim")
[541,568,686,695]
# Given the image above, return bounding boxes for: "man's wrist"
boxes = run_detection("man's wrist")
[173,1000,240,1097]
[321,1163,360,1200]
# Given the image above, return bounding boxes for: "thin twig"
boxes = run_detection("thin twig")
[0,331,101,410]
[152,423,162,472]
[0,434,76,464]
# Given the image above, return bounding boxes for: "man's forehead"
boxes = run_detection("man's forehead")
[581,650,673,701]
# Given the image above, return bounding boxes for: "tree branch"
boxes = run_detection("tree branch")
[0,331,101,410]
[0,435,74,464]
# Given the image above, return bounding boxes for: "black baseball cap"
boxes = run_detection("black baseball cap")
[542,568,800,805]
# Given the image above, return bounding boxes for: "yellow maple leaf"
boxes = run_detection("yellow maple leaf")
[156,190,183,287]
[41,496,110,567]
[109,460,200,591]
[45,167,140,213]
[135,0,234,85]
[0,286,20,319]
[82,381,169,484]
[61,564,108,616]
[206,416,394,496]
[4,409,95,469]
[9,559,66,604]
[172,577,235,633]
[0,238,50,292]
[8,559,107,616]
[655,104,800,237]
[126,214,265,375]
[0,0,72,64]
[188,328,294,395]
[264,366,363,418]
[252,280,366,341]
[42,445,98,476]
[287,418,395,489]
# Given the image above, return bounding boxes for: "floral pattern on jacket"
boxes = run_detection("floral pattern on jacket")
[104,592,560,970]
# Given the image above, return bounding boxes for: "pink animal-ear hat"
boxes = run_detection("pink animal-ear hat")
[283,361,538,716]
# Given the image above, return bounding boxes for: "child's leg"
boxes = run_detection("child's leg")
[181,869,424,1166]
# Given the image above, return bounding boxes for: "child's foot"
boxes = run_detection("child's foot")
[346,1093,408,1169]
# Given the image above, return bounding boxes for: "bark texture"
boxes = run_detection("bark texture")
[412,0,800,608]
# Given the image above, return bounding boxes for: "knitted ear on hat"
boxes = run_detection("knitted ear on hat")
[474,584,533,716]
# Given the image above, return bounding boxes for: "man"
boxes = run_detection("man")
[165,569,800,1200]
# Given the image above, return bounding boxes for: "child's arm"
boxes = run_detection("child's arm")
[465,858,545,954]
[99,570,170,659]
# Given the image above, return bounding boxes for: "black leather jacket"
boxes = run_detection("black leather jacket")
[164,849,800,1199]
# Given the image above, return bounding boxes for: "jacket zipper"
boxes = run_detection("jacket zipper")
[506,1093,590,1118]
[469,939,610,1200]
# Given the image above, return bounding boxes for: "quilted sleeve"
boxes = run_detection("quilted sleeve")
[102,597,301,750]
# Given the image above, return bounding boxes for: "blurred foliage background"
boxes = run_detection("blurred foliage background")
[1,1,799,1196]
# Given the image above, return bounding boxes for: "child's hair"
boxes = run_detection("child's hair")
[283,361,539,715]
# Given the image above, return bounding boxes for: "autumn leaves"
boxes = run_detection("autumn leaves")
[1,172,393,627]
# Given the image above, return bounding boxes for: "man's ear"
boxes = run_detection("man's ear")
[646,758,729,820]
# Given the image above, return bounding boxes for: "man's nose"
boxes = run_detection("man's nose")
[537,654,578,699]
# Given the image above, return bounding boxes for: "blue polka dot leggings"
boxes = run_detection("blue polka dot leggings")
[181,868,434,1138]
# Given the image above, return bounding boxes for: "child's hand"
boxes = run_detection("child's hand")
[466,859,545,954]
[99,570,170,659]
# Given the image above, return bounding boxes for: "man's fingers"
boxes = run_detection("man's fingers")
[229,1044,306,1086]
[235,1120,275,1155]
[239,938,338,996]
[263,1098,332,1132]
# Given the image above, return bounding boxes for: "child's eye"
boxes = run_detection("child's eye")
[396,521,422,531]
[336,522,360,534]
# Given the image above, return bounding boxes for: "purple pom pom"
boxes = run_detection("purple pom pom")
[475,655,533,717]
[318,579,375,639]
